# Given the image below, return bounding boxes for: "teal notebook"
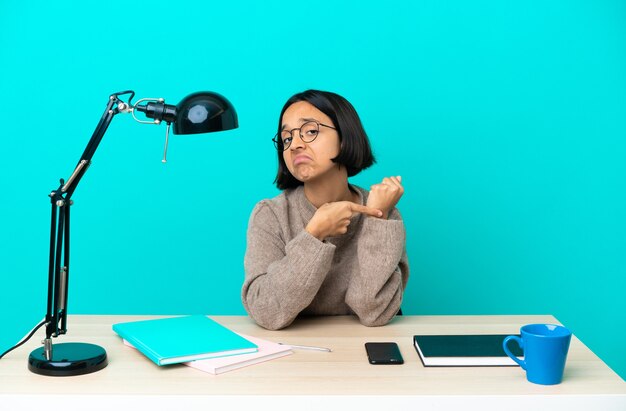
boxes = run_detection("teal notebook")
[112,315,258,366]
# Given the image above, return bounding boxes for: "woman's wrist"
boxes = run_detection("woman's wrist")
[306,223,325,241]
[367,209,389,219]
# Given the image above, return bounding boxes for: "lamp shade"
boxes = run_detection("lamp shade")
[173,92,238,135]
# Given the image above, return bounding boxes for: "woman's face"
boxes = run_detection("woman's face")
[281,101,341,183]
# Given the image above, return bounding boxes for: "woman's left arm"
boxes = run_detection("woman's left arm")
[344,207,409,326]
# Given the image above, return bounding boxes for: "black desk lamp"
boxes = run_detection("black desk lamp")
[27,90,238,376]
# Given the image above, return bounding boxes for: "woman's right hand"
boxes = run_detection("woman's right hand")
[306,201,383,241]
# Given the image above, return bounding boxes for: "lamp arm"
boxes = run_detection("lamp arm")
[63,91,134,198]
[44,91,134,343]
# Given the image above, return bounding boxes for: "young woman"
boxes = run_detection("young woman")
[242,89,409,330]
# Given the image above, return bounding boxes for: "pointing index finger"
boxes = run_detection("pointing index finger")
[350,203,383,217]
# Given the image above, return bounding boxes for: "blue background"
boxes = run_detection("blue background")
[1,1,624,380]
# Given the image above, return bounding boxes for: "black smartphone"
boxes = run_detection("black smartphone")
[365,342,404,364]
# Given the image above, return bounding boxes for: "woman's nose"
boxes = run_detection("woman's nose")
[290,132,306,150]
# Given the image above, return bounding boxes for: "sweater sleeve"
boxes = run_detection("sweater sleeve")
[344,207,409,327]
[242,202,336,330]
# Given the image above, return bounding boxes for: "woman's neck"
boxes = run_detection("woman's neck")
[303,168,357,208]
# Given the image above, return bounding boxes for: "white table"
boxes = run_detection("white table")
[1,314,624,410]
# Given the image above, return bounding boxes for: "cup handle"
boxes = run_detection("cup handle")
[503,335,526,369]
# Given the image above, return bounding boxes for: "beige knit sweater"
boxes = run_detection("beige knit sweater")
[242,185,409,330]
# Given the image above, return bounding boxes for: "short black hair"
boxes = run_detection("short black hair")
[274,89,375,190]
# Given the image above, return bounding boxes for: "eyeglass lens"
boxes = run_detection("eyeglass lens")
[275,121,320,150]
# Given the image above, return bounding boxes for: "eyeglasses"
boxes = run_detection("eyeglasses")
[272,120,337,151]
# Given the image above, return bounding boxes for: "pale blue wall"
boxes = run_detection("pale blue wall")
[1,1,624,379]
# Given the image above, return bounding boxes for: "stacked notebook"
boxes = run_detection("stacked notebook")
[413,334,523,367]
[123,334,292,374]
[113,315,292,373]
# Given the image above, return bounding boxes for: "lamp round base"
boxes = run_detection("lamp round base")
[28,342,108,376]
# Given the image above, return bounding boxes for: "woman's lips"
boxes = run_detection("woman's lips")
[293,155,312,165]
